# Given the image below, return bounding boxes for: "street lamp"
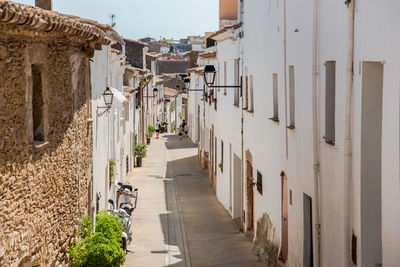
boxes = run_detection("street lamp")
[103,87,113,107]
[203,65,216,87]
[97,87,114,117]
[153,87,158,97]
[183,77,191,90]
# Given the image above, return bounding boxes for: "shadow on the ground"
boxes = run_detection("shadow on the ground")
[157,134,207,267]
[163,134,198,150]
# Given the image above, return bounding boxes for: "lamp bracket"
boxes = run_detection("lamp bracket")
[97,106,111,117]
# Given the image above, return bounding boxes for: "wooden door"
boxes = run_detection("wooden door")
[246,161,254,230]
[281,173,288,262]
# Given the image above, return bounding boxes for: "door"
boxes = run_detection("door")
[303,194,313,267]
[246,160,254,230]
[233,154,241,218]
[281,173,288,262]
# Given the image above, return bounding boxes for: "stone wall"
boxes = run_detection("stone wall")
[123,39,146,69]
[156,60,189,75]
[254,213,280,267]
[0,34,93,266]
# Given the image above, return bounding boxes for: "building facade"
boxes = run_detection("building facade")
[0,1,109,265]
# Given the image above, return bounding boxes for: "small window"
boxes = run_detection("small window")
[234,59,240,105]
[256,170,263,195]
[288,65,295,128]
[217,62,221,87]
[244,67,249,109]
[224,61,227,95]
[214,137,217,174]
[325,61,336,145]
[272,73,279,121]
[32,64,45,144]
[249,75,254,112]
[220,140,224,173]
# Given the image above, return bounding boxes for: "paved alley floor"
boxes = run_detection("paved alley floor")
[123,134,265,267]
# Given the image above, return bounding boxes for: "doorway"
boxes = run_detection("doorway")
[303,194,313,267]
[233,153,241,218]
[245,159,254,231]
[360,61,383,266]
[280,172,288,262]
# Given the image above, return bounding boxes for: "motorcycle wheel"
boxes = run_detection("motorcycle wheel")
[122,238,127,253]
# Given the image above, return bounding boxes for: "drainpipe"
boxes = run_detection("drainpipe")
[345,0,355,266]
[312,0,321,265]
[283,0,289,160]
[238,31,245,231]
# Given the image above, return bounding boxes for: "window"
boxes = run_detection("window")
[244,67,249,109]
[249,75,254,112]
[224,61,227,95]
[288,65,295,128]
[256,170,263,195]
[217,61,220,87]
[220,140,224,173]
[32,64,45,144]
[234,59,240,105]
[325,61,336,145]
[272,73,279,121]
[214,137,217,174]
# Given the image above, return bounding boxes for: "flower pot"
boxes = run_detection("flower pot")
[146,137,151,145]
[136,157,142,167]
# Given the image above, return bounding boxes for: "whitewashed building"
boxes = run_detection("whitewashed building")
[91,33,138,215]
[187,0,400,266]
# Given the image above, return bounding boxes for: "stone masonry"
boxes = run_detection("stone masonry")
[0,1,111,265]
[0,33,93,267]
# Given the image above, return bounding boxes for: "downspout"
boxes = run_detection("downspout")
[283,0,289,160]
[312,0,321,265]
[345,0,355,266]
[238,30,245,231]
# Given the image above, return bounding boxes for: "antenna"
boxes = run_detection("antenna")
[109,13,116,28]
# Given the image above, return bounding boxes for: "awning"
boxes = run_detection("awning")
[110,87,128,103]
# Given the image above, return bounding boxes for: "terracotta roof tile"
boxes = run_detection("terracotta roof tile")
[0,0,110,45]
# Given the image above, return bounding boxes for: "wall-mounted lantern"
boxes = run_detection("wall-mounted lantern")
[203,65,216,87]
[97,87,113,117]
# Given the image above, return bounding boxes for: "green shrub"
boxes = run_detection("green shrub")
[147,125,155,134]
[109,159,115,182]
[69,211,125,267]
[146,130,153,138]
[135,143,147,158]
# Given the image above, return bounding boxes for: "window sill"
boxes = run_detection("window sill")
[233,104,240,108]
[34,141,49,148]
[246,109,254,114]
[268,117,280,124]
[324,140,335,146]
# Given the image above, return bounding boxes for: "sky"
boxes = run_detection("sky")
[13,0,219,40]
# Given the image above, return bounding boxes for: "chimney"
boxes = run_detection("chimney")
[35,0,53,10]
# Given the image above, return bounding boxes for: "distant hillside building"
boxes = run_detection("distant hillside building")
[156,60,189,75]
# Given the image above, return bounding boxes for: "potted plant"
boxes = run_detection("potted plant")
[148,125,155,135]
[135,143,147,167]
[218,162,223,173]
[146,130,152,145]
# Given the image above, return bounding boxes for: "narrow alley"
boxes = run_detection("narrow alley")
[124,134,264,267]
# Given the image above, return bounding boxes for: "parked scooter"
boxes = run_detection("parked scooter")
[108,199,132,253]
[117,183,138,216]
[160,121,168,133]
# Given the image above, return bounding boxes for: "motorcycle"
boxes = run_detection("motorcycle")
[108,199,132,253]
[160,121,168,133]
[117,183,138,216]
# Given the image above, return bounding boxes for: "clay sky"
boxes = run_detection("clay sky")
[13,0,219,40]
